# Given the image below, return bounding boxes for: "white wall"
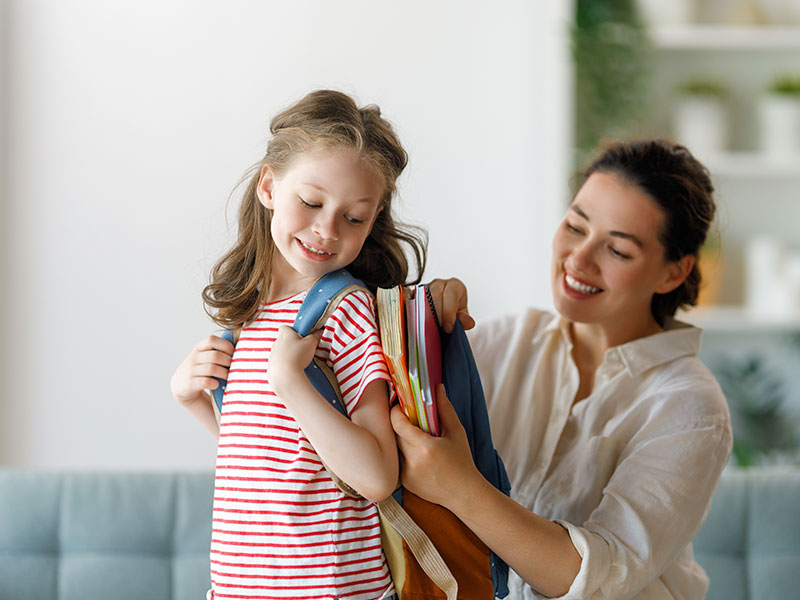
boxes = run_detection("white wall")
[0,0,572,469]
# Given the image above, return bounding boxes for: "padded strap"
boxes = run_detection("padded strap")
[212,328,236,418]
[378,495,458,600]
[210,269,368,422]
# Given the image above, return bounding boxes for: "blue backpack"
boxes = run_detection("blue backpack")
[212,269,510,600]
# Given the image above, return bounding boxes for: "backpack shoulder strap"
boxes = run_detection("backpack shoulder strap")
[292,269,369,337]
[211,269,369,421]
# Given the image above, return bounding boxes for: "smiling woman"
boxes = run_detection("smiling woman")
[391,139,732,600]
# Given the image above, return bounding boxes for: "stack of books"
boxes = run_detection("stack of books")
[377,284,442,436]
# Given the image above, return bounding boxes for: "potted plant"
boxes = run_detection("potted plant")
[758,74,800,157]
[572,0,650,166]
[673,78,729,158]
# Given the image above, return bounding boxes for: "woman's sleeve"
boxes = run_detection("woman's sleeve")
[551,387,732,600]
[319,290,392,416]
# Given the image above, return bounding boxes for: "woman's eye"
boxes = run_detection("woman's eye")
[566,223,582,234]
[609,246,630,260]
[345,215,365,225]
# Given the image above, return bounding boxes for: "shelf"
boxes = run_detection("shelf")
[699,152,800,178]
[679,306,800,333]
[651,25,800,50]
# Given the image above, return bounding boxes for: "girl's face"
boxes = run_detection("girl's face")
[257,146,384,297]
[551,171,689,338]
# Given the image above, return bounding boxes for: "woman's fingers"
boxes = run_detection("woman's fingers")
[427,278,472,333]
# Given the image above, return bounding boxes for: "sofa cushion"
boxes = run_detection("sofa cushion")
[0,471,213,600]
[693,467,800,600]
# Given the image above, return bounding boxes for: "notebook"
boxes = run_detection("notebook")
[376,286,419,427]
[377,284,442,436]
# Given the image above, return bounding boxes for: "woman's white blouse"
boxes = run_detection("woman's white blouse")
[468,309,732,600]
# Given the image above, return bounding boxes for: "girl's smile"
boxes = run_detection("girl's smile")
[296,238,336,260]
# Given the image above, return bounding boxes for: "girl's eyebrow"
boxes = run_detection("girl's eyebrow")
[569,204,643,248]
[301,181,378,205]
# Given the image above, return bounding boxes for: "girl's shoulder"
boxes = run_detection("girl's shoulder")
[325,288,379,335]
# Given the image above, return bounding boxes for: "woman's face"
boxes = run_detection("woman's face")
[551,171,686,334]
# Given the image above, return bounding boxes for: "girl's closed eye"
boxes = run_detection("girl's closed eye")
[345,214,366,225]
[299,196,321,209]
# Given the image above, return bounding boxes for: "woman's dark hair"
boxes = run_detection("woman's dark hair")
[579,139,716,326]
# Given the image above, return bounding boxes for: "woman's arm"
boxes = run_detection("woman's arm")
[392,385,581,598]
[269,326,398,503]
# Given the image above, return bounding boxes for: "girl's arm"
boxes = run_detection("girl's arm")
[268,327,398,503]
[391,385,581,598]
[170,335,234,438]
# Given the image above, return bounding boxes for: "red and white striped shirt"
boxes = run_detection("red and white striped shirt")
[210,289,395,600]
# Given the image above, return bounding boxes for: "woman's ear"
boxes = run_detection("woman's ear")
[256,165,276,209]
[656,254,695,295]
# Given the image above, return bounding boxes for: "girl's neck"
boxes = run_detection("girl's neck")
[266,254,319,303]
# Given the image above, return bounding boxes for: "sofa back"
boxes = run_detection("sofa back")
[2,468,799,600]
[0,471,213,600]
[693,467,800,600]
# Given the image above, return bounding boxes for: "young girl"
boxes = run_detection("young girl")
[171,90,427,600]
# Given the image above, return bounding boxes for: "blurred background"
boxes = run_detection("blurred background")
[0,0,798,470]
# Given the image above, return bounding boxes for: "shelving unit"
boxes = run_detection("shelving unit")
[701,152,800,179]
[651,25,800,50]
[647,21,800,327]
[680,306,800,333]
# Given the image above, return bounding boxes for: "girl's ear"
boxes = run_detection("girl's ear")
[655,254,695,294]
[256,165,276,209]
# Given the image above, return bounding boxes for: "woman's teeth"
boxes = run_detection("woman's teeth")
[299,240,332,255]
[566,274,601,295]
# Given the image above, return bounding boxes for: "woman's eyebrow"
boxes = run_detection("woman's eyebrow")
[570,204,589,220]
[610,230,643,248]
[570,204,643,247]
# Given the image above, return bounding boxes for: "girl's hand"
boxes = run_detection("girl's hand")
[267,326,322,396]
[171,335,233,438]
[427,278,475,333]
[170,335,234,407]
[391,384,481,510]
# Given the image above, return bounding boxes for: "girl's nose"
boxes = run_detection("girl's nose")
[313,212,339,241]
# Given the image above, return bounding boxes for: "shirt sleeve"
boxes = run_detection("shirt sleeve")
[317,290,392,416]
[550,392,732,600]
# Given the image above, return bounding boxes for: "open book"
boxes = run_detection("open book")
[377,284,441,436]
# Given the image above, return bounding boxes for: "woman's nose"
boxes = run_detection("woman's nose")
[569,239,598,273]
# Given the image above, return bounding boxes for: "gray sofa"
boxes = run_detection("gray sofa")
[1,468,798,600]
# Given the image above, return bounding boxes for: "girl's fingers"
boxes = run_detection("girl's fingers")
[196,335,235,355]
[193,363,230,381]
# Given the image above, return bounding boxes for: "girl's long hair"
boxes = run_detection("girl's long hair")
[202,90,427,329]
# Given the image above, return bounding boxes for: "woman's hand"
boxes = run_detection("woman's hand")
[391,384,482,510]
[267,326,322,396]
[427,278,475,333]
[170,335,234,407]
